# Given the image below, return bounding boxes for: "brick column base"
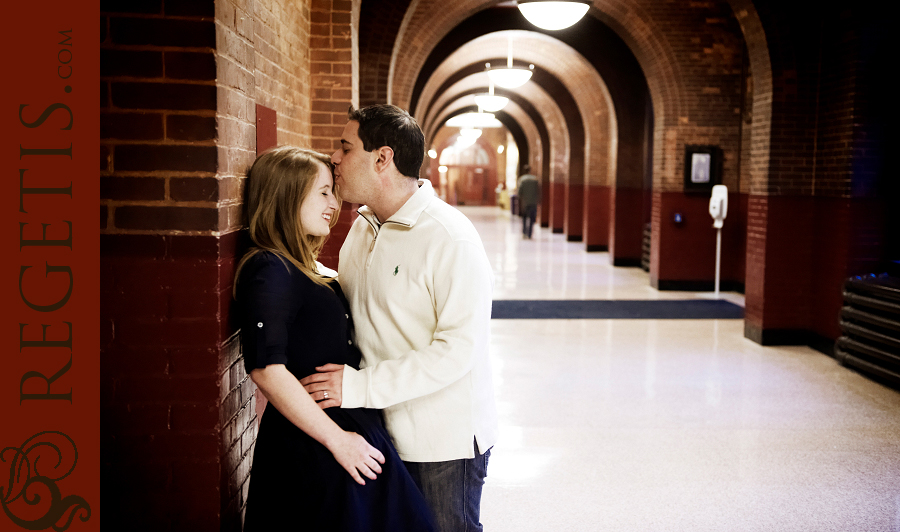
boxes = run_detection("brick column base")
[583,184,610,251]
[564,182,584,241]
[609,187,645,267]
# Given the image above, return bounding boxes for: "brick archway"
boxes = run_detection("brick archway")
[432,80,569,231]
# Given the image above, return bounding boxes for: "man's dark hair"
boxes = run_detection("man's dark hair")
[349,104,425,178]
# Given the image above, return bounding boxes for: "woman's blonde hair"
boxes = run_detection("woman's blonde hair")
[234,146,341,294]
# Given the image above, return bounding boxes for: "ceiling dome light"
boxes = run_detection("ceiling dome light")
[487,67,532,89]
[473,77,509,112]
[455,135,478,150]
[473,93,509,112]
[459,128,483,139]
[446,112,503,129]
[485,38,533,89]
[518,1,590,31]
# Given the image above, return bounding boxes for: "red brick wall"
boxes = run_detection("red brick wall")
[101,9,219,233]
[100,2,227,529]
[651,191,747,288]
[100,0,355,529]
[563,183,584,241]
[539,154,551,228]
[744,195,815,339]
[583,184,610,251]
[309,0,355,268]
[102,233,231,531]
[550,182,565,233]
[592,0,749,288]
[609,187,645,265]
[741,3,889,345]
[358,0,411,106]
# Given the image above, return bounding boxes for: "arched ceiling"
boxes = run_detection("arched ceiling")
[415,30,614,133]
[426,101,535,174]
[415,30,617,186]
[431,79,570,182]
[357,0,757,192]
[425,86,551,180]
[394,6,648,126]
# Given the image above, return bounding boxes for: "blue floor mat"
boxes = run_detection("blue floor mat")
[491,299,744,319]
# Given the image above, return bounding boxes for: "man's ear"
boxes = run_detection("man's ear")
[374,146,395,172]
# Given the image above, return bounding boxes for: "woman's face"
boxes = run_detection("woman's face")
[299,162,339,237]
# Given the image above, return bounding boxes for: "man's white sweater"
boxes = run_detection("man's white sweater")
[338,180,498,462]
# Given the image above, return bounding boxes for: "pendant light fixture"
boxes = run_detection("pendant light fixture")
[446,111,503,129]
[517,0,590,31]
[486,37,533,89]
[459,128,483,139]
[473,78,509,113]
[455,128,481,149]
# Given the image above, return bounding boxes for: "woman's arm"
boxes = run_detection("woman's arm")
[250,364,384,485]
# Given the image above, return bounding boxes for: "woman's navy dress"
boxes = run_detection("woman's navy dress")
[237,252,435,531]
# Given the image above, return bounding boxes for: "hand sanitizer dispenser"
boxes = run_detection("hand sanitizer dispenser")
[709,185,728,229]
[709,185,728,298]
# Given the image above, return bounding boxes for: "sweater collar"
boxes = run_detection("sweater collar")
[358,179,434,228]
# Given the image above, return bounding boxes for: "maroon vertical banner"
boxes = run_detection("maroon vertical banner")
[1,2,100,531]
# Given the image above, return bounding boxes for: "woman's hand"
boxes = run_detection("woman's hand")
[300,364,344,409]
[250,365,383,485]
[329,431,386,485]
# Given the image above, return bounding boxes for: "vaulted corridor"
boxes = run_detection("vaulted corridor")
[468,206,900,532]
[96,1,898,529]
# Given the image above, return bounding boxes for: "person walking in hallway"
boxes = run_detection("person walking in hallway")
[300,104,499,532]
[517,165,540,239]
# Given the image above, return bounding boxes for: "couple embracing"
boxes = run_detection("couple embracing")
[235,104,498,531]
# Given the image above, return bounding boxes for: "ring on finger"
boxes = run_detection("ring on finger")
[323,391,329,399]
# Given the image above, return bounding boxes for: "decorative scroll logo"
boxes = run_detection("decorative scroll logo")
[1,431,91,530]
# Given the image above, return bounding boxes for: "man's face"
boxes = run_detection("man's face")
[331,120,378,205]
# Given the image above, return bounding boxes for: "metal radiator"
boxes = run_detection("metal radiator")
[835,274,900,388]
[640,222,651,272]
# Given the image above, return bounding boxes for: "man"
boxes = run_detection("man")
[301,104,498,532]
[516,165,541,239]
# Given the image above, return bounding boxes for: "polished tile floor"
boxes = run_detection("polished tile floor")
[463,207,900,532]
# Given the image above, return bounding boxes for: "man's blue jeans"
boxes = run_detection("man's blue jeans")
[404,441,491,532]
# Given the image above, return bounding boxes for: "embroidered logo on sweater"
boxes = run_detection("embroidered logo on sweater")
[393,265,399,276]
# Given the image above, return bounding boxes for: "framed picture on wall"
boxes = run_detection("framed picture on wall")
[683,145,722,193]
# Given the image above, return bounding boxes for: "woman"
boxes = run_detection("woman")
[235,147,435,531]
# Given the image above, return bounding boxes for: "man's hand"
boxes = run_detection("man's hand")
[300,363,344,409]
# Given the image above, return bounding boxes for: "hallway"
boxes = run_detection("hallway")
[466,207,900,531]
[93,1,899,527]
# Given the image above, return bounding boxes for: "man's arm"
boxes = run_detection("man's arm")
[251,364,384,484]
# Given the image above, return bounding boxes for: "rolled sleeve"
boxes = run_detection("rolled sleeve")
[239,255,299,373]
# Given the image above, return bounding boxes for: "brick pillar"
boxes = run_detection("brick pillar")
[608,186,644,266]
[101,0,338,529]
[563,182,584,241]
[583,183,610,251]
[539,158,551,228]
[101,2,230,530]
[310,0,356,268]
[743,4,888,347]
[550,181,565,233]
